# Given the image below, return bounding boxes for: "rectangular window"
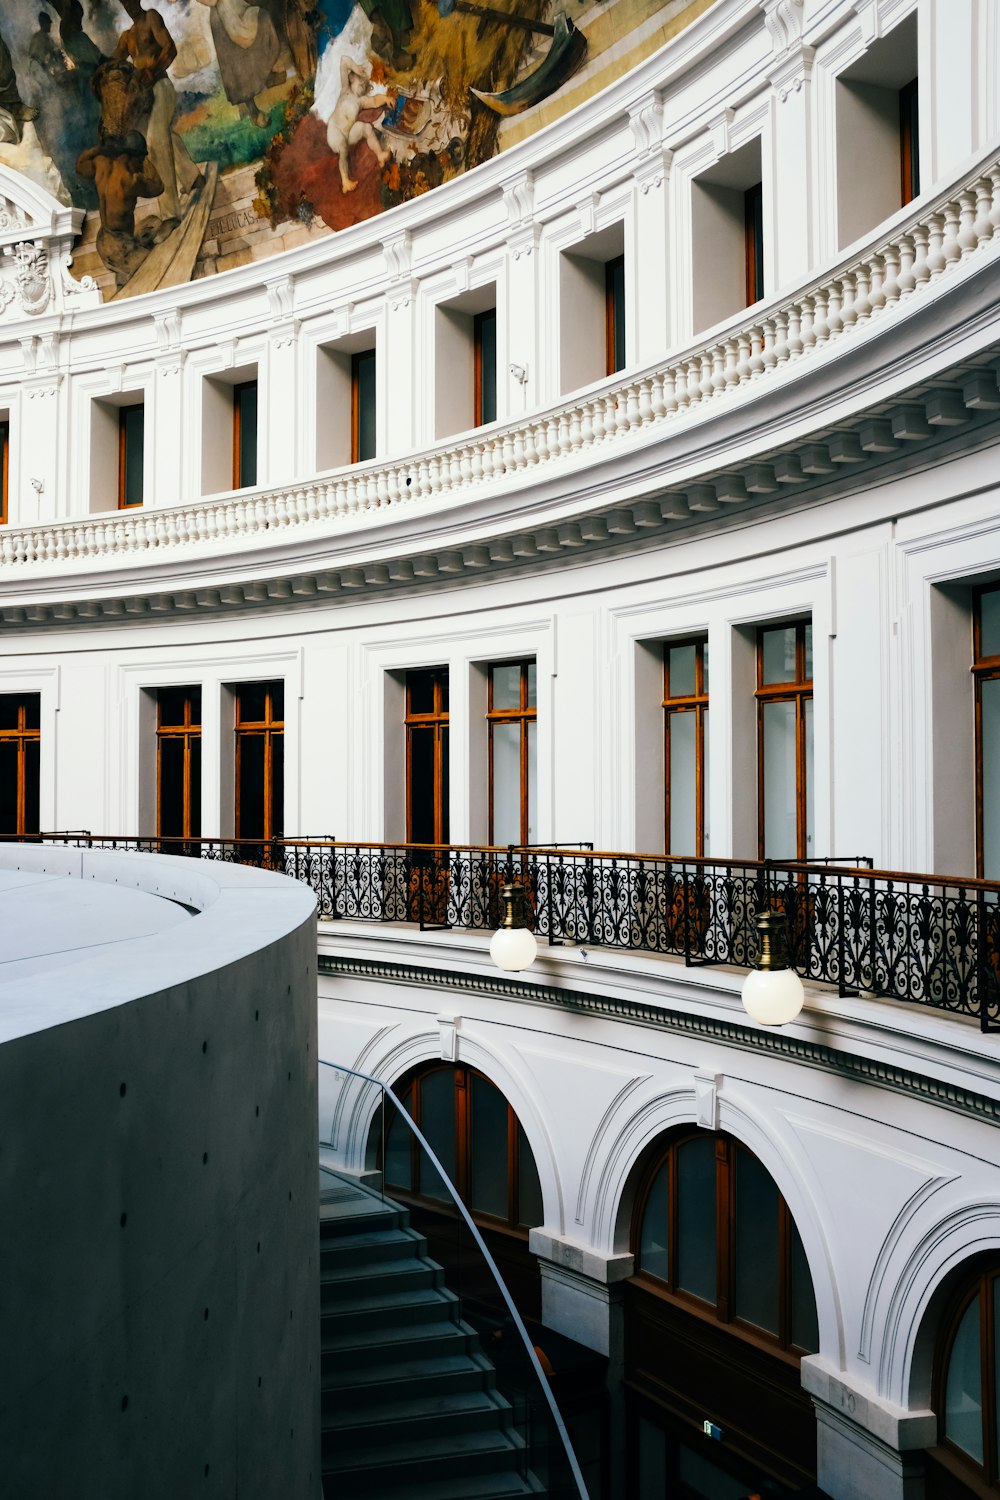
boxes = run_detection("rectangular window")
[974,586,1000,879]
[351,349,377,462]
[0,420,8,525]
[0,693,41,838]
[488,661,537,846]
[235,681,284,842]
[157,687,202,842]
[406,668,449,844]
[899,77,919,205]
[756,620,813,860]
[605,255,625,375]
[663,639,709,856]
[233,380,258,488]
[744,182,764,307]
[118,405,144,509]
[473,310,497,427]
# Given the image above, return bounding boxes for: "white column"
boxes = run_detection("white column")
[630,96,672,364]
[768,50,816,291]
[923,0,977,186]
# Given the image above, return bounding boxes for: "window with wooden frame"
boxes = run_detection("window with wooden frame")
[234,681,284,842]
[0,419,8,525]
[744,181,764,307]
[663,639,709,857]
[118,404,144,509]
[900,77,920,206]
[156,687,201,843]
[406,668,449,845]
[926,1259,1000,1495]
[605,254,626,375]
[380,1063,544,1233]
[488,661,536,846]
[974,586,1000,880]
[0,693,40,839]
[351,349,377,462]
[473,309,497,427]
[232,380,258,488]
[756,620,814,861]
[632,1130,818,1355]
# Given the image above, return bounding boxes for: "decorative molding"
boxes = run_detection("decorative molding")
[694,1071,721,1129]
[760,0,805,54]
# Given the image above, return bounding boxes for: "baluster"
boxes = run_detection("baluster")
[895,234,915,297]
[867,255,886,316]
[747,326,765,376]
[771,311,790,365]
[626,382,642,428]
[838,272,858,332]
[958,188,978,256]
[973,178,993,247]
[925,211,947,277]
[638,376,655,422]
[910,222,931,287]
[942,200,962,265]
[989,169,1000,238]
[825,283,844,339]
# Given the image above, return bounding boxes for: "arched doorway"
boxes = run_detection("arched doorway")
[625,1128,820,1497]
[925,1255,1000,1498]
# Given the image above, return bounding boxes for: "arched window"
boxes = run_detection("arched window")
[633,1130,819,1354]
[378,1063,544,1233]
[927,1260,1000,1494]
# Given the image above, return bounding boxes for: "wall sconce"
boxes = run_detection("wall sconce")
[741,908,804,1025]
[490,883,537,972]
[509,362,528,385]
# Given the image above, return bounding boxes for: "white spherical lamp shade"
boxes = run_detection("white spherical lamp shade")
[490,924,538,972]
[741,965,805,1026]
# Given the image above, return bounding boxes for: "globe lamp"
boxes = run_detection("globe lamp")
[741,908,804,1025]
[490,883,538,972]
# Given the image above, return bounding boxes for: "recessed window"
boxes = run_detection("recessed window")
[0,419,8,525]
[488,661,536,846]
[605,256,625,375]
[0,693,40,838]
[235,682,284,843]
[899,77,919,204]
[663,639,709,857]
[690,138,763,334]
[744,183,763,306]
[473,309,497,428]
[157,687,201,843]
[925,1260,1000,1494]
[118,405,144,509]
[406,668,449,846]
[834,14,918,248]
[233,381,258,489]
[351,349,377,462]
[974,586,1000,879]
[756,621,814,861]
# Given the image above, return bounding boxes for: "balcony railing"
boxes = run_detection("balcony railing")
[27,835,1000,1032]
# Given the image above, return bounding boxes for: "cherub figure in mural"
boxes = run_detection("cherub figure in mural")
[77,128,171,286]
[112,0,201,227]
[194,0,285,129]
[0,25,39,146]
[326,55,391,193]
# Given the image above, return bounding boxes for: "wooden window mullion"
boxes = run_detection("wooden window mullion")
[716,1137,731,1324]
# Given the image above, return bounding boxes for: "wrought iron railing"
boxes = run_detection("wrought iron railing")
[23,835,1000,1031]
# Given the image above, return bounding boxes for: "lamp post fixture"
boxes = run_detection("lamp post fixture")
[490,882,538,972]
[741,908,805,1025]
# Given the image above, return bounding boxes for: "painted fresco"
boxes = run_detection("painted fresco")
[0,0,707,301]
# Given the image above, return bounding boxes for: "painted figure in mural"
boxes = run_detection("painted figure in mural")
[358,0,415,71]
[112,0,201,226]
[0,26,39,146]
[326,54,390,193]
[194,0,284,128]
[26,11,100,207]
[48,0,105,77]
[77,128,170,284]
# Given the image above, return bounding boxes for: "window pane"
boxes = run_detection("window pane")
[667,644,696,698]
[981,590,1000,658]
[790,1220,819,1352]
[409,729,435,842]
[236,382,258,487]
[945,1292,984,1463]
[122,406,144,507]
[993,1280,1000,1459]
[0,739,16,835]
[517,1123,543,1227]
[158,687,190,728]
[470,1073,508,1218]
[159,737,186,839]
[0,697,19,730]
[668,709,697,855]
[491,721,522,846]
[491,664,522,711]
[609,257,625,373]
[440,728,450,844]
[983,679,1000,880]
[762,699,798,859]
[477,310,497,425]
[270,731,284,838]
[354,350,377,462]
[237,683,268,724]
[702,643,710,692]
[189,737,202,840]
[703,709,711,856]
[418,1070,455,1202]
[678,1444,750,1499]
[526,719,537,844]
[733,1149,779,1334]
[805,697,815,858]
[676,1136,716,1303]
[384,1108,412,1192]
[637,1417,667,1498]
[269,681,284,722]
[804,622,813,680]
[761,627,797,684]
[23,739,40,837]
[22,695,41,731]
[527,662,537,709]
[407,669,438,716]
[237,733,265,840]
[639,1160,669,1281]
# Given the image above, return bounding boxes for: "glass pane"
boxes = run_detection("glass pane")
[23,739,39,837]
[527,662,537,709]
[609,257,625,373]
[477,310,497,425]
[517,1123,543,1227]
[762,699,798,859]
[981,590,1000,658]
[668,709,697,855]
[703,709,711,856]
[441,729,450,844]
[667,644,696,699]
[158,687,189,728]
[639,1160,669,1281]
[237,683,268,724]
[993,1279,1000,1458]
[159,737,186,839]
[790,1220,819,1352]
[409,730,435,843]
[189,687,202,726]
[945,1292,983,1463]
[983,679,1000,880]
[384,1108,412,1192]
[0,739,16,835]
[804,622,813,680]
[761,627,797,684]
[676,1136,716,1304]
[270,732,284,838]
[407,669,438,716]
[637,1417,667,1499]
[269,682,284,722]
[491,721,521,846]
[189,737,202,840]
[702,643,709,692]
[804,697,815,858]
[418,1069,455,1202]
[23,695,41,731]
[237,733,265,840]
[236,382,258,488]
[733,1149,779,1335]
[354,350,377,462]
[491,664,522,711]
[470,1074,508,1218]
[526,720,537,844]
[122,406,144,507]
[0,697,19,730]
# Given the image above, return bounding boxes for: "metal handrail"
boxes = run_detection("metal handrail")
[319,1060,589,1500]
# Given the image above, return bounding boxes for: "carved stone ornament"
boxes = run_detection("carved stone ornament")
[3,241,51,316]
[760,0,805,54]
[0,196,28,234]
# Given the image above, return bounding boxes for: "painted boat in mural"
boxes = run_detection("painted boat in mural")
[469,12,587,116]
[113,162,219,303]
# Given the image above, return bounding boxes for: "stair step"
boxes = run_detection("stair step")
[323,1283,460,1333]
[324,1426,531,1488]
[321,1256,442,1299]
[319,1201,409,1239]
[323,1468,545,1500]
[322,1317,479,1370]
[323,1351,495,1405]
[324,1386,513,1450]
[320,1225,428,1268]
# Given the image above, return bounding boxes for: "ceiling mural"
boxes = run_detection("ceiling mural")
[0,0,708,302]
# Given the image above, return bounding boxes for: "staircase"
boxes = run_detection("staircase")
[320,1169,547,1499]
